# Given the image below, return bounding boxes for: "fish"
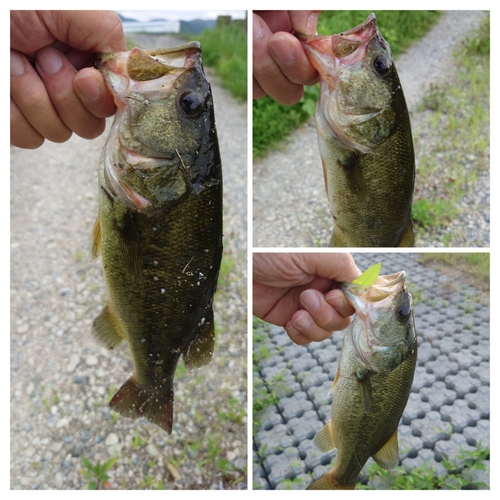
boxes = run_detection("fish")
[307,271,417,489]
[297,13,415,247]
[90,42,223,434]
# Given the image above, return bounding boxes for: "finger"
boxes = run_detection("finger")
[285,320,313,345]
[287,309,346,343]
[73,67,117,119]
[292,253,362,285]
[10,97,44,149]
[10,49,71,143]
[253,13,304,105]
[288,10,321,35]
[325,288,355,318]
[36,46,106,140]
[300,289,352,332]
[253,77,266,99]
[267,32,319,87]
[254,11,293,33]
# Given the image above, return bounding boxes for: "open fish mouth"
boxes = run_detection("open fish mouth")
[341,271,406,312]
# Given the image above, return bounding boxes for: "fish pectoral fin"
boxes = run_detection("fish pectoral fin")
[91,302,125,350]
[356,373,372,415]
[328,368,341,394]
[313,421,337,452]
[182,309,215,369]
[117,210,142,283]
[398,219,415,247]
[90,215,101,260]
[110,374,174,434]
[372,428,400,469]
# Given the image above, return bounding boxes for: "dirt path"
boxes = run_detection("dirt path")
[252,10,488,248]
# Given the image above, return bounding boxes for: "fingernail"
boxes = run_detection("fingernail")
[301,290,320,311]
[253,15,264,41]
[37,46,63,75]
[307,13,320,34]
[74,71,102,101]
[10,50,26,76]
[294,312,312,330]
[269,37,295,66]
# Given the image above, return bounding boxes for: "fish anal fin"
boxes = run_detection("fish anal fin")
[182,309,215,369]
[373,428,400,469]
[90,215,101,260]
[110,374,174,434]
[398,219,415,247]
[91,302,125,350]
[313,420,337,453]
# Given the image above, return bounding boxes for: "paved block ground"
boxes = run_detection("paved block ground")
[253,253,490,490]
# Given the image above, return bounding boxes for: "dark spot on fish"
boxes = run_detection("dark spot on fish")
[100,185,114,205]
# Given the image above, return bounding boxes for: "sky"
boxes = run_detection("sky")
[116,10,246,22]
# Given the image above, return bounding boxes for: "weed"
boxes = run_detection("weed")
[80,456,118,490]
[357,443,489,489]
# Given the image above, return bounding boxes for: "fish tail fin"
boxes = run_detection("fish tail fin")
[307,471,356,490]
[109,375,174,434]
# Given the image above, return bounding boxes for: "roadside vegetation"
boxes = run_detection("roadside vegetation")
[411,14,489,244]
[195,18,247,101]
[253,10,441,158]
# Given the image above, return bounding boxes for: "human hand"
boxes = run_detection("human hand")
[253,10,320,104]
[253,253,361,345]
[10,10,126,149]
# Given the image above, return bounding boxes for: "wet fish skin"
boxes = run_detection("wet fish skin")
[298,14,415,247]
[307,272,417,489]
[91,43,222,434]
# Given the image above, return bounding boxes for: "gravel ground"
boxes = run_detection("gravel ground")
[10,34,247,490]
[253,253,490,489]
[253,10,489,248]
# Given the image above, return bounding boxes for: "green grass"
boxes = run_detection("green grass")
[357,443,489,489]
[253,10,441,158]
[417,253,490,292]
[411,14,490,241]
[195,20,247,101]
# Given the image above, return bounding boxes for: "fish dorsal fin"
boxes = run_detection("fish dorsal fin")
[356,371,372,415]
[398,219,415,247]
[313,420,337,452]
[372,428,400,469]
[90,215,101,260]
[91,302,126,350]
[182,309,215,369]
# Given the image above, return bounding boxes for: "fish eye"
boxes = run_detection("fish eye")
[179,91,204,117]
[371,55,391,77]
[395,304,411,323]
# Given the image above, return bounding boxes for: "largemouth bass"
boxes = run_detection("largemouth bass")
[308,271,417,489]
[90,42,223,434]
[298,14,415,247]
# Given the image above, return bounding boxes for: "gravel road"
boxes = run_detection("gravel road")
[10,34,247,490]
[253,10,489,248]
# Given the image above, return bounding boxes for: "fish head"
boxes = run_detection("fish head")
[341,271,416,374]
[298,13,401,153]
[96,43,220,211]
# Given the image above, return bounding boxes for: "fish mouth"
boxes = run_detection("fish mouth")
[341,271,406,315]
